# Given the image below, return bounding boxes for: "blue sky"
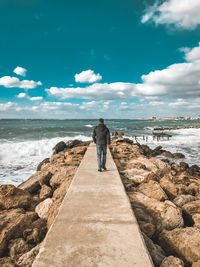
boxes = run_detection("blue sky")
[1,0,200,118]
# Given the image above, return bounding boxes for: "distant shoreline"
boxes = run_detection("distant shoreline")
[154,125,200,131]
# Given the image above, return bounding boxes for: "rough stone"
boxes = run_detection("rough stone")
[138,180,168,201]
[159,227,200,264]
[35,198,53,219]
[37,158,50,171]
[129,192,184,233]
[160,176,178,199]
[53,141,67,154]
[39,185,52,200]
[0,257,15,267]
[173,194,196,207]
[0,184,32,210]
[8,238,33,259]
[17,244,41,267]
[160,256,184,267]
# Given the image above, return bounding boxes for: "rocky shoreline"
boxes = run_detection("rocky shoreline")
[110,138,200,267]
[154,125,200,131]
[0,140,90,267]
[0,137,200,266]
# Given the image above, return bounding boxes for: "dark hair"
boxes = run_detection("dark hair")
[98,118,104,123]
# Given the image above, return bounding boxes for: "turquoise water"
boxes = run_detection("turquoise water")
[0,119,200,185]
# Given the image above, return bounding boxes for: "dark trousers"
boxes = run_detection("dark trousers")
[96,144,107,170]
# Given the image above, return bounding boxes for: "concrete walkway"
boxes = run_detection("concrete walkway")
[33,143,153,267]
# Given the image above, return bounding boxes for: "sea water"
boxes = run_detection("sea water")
[0,119,200,186]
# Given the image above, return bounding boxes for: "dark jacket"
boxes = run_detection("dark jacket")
[93,124,111,145]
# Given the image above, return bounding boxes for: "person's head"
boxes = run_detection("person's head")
[98,118,104,124]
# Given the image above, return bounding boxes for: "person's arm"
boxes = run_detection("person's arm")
[107,128,111,145]
[92,128,96,143]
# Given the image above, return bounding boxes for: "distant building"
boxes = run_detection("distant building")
[149,116,156,120]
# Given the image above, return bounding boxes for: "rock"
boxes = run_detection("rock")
[138,181,168,201]
[173,153,185,159]
[162,151,174,158]
[121,168,150,184]
[182,200,200,223]
[193,214,200,228]
[143,233,166,266]
[180,161,189,171]
[192,260,200,267]
[39,185,52,200]
[0,257,15,267]
[151,145,163,156]
[159,227,200,264]
[138,221,156,238]
[16,243,41,267]
[188,165,200,176]
[0,208,33,256]
[160,256,184,267]
[173,194,196,207]
[71,146,87,154]
[50,166,76,188]
[8,238,33,259]
[0,184,32,210]
[66,139,90,149]
[23,218,47,244]
[18,171,52,194]
[128,192,184,233]
[47,178,73,228]
[160,176,178,199]
[37,158,50,171]
[35,198,53,219]
[53,141,67,154]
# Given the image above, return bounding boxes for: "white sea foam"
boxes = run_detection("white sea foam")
[0,135,91,186]
[85,124,93,128]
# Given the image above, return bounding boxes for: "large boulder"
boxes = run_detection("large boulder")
[160,256,184,267]
[0,257,15,267]
[128,192,184,233]
[182,200,200,224]
[53,141,67,154]
[173,194,196,207]
[0,185,32,210]
[23,218,47,244]
[138,181,168,201]
[18,171,52,194]
[160,176,178,199]
[16,243,41,267]
[35,198,53,219]
[50,165,76,188]
[0,208,33,256]
[71,146,87,155]
[37,158,50,171]
[159,227,200,264]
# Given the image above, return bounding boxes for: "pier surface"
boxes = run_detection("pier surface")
[33,143,153,267]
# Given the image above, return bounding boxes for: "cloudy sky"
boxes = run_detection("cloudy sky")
[1,0,200,119]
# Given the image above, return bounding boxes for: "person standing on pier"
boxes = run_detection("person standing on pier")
[92,118,111,172]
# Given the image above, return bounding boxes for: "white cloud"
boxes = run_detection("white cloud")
[75,70,102,83]
[142,0,200,30]
[17,92,27,98]
[0,76,42,89]
[29,96,43,101]
[46,82,136,100]
[0,102,16,111]
[13,66,27,77]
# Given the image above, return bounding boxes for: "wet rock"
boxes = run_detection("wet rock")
[53,141,67,154]
[16,243,41,267]
[173,194,196,207]
[162,151,174,158]
[0,185,32,210]
[143,233,166,266]
[66,139,90,149]
[8,238,33,260]
[188,165,200,176]
[35,198,53,219]
[151,145,163,156]
[0,208,33,256]
[128,192,184,233]
[39,171,52,186]
[39,185,52,200]
[160,256,184,267]
[180,161,189,171]
[159,227,200,264]
[0,257,15,267]
[138,181,168,201]
[37,158,50,171]
[173,153,185,159]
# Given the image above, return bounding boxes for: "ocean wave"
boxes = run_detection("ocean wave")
[85,124,93,128]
